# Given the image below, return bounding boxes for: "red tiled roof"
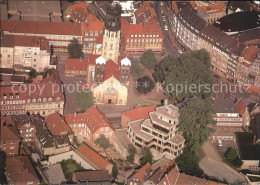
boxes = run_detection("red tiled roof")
[1,20,82,36]
[65,58,88,71]
[122,105,156,121]
[82,21,104,32]
[130,162,152,182]
[45,113,73,136]
[241,45,259,62]
[246,85,260,94]
[5,156,39,184]
[77,143,112,170]
[13,35,50,52]
[0,85,26,101]
[196,3,225,14]
[0,124,20,142]
[135,2,156,17]
[65,107,113,134]
[121,21,163,39]
[235,99,246,116]
[24,82,64,101]
[88,54,101,65]
[104,59,120,80]
[64,2,92,23]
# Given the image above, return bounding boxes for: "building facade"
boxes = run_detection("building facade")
[65,107,114,146]
[127,104,185,159]
[0,34,53,72]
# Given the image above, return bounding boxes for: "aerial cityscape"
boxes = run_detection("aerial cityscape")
[0,0,260,184]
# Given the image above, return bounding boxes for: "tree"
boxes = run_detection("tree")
[140,49,157,69]
[68,38,84,59]
[42,68,53,78]
[0,151,7,184]
[29,69,37,78]
[225,147,242,167]
[126,144,137,163]
[179,97,215,151]
[130,59,143,77]
[139,147,153,166]
[112,162,118,179]
[76,91,95,111]
[153,49,213,101]
[94,134,110,150]
[136,75,155,94]
[175,150,203,176]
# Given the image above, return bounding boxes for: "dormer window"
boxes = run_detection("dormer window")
[10,93,13,99]
[27,99,31,103]
[32,99,36,103]
[43,98,47,102]
[16,93,19,98]
[3,94,7,99]
[56,97,60,101]
[48,98,52,102]
[38,98,41,103]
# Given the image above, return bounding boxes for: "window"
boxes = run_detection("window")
[95,134,98,138]
[27,99,31,103]
[105,127,108,131]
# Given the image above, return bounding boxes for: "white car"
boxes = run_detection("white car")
[218,139,223,147]
[164,25,168,31]
[160,2,163,6]
[161,10,164,14]
[178,49,183,54]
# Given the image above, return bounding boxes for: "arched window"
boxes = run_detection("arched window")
[48,98,52,102]
[38,98,41,102]
[56,97,60,101]
[111,33,114,38]
[43,98,47,102]
[27,99,31,103]
[32,99,36,103]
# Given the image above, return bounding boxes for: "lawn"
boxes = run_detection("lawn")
[60,159,83,181]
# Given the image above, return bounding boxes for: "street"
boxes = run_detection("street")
[154,1,180,57]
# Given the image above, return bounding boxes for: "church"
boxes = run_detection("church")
[65,4,131,105]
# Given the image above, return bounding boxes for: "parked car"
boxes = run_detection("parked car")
[161,10,164,13]
[218,139,223,147]
[178,49,183,54]
[164,25,168,31]
[160,2,163,6]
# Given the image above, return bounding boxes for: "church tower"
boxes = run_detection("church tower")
[101,4,121,64]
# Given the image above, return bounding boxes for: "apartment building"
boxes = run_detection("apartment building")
[0,123,20,156]
[0,86,26,116]
[5,156,40,185]
[0,34,52,72]
[1,20,82,52]
[32,114,71,156]
[121,19,163,53]
[213,98,244,127]
[65,107,114,146]
[65,58,88,77]
[12,114,36,143]
[127,104,185,159]
[169,5,252,84]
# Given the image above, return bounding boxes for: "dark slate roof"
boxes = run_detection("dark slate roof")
[0,68,14,75]
[176,2,192,11]
[233,27,260,43]
[213,98,238,113]
[0,34,14,47]
[235,132,258,160]
[256,114,260,141]
[214,10,260,32]
[13,114,31,128]
[178,6,207,33]
[11,76,25,83]
[200,23,222,43]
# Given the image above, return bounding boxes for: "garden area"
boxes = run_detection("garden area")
[60,159,83,181]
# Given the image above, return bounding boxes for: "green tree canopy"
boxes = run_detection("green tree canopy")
[68,38,84,59]
[0,151,7,184]
[130,59,143,77]
[140,147,153,166]
[225,147,243,167]
[112,162,118,179]
[179,97,215,151]
[153,49,213,101]
[175,150,203,176]
[136,75,155,94]
[76,91,95,111]
[126,144,137,163]
[140,49,157,69]
[29,69,37,78]
[94,134,110,150]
